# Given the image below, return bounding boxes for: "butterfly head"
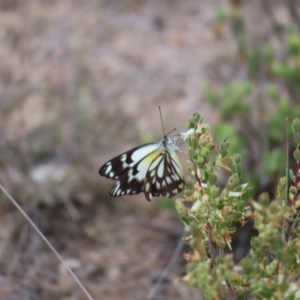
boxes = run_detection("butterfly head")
[162,134,181,154]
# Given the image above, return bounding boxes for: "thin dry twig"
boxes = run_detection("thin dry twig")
[195,168,204,195]
[207,222,236,299]
[286,118,290,208]
[0,183,94,300]
[207,221,218,265]
[292,161,300,206]
[144,231,186,300]
[286,209,300,243]
[225,279,237,300]
[137,221,182,239]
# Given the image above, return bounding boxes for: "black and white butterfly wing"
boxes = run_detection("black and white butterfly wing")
[99,143,161,197]
[99,143,158,180]
[99,137,185,201]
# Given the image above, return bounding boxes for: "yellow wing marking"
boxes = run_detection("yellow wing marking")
[141,150,165,171]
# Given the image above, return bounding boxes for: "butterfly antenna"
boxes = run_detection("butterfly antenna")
[158,106,166,137]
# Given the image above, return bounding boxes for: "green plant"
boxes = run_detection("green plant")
[177,115,300,299]
[205,5,300,194]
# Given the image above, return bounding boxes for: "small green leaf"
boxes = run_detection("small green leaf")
[292,118,300,134]
[208,174,217,185]
[294,133,300,145]
[289,169,296,182]
[293,149,300,161]
[290,186,297,195]
[197,156,205,165]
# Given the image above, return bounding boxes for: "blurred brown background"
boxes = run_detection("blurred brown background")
[0,0,296,299]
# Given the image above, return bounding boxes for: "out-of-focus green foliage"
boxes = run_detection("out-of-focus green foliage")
[204,5,300,193]
[177,115,300,299]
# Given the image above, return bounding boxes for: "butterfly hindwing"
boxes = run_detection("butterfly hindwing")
[143,151,184,201]
[107,146,164,198]
[109,175,143,197]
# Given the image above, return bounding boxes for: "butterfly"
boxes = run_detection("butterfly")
[99,134,185,201]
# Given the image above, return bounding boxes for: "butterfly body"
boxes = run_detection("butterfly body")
[99,135,184,201]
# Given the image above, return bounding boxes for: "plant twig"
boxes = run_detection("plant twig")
[195,168,204,195]
[145,231,186,300]
[137,221,182,239]
[286,209,300,243]
[207,222,218,265]
[292,161,300,206]
[285,118,289,207]
[208,223,237,298]
[225,279,237,300]
[0,183,94,300]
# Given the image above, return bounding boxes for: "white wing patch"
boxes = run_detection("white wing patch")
[157,162,164,178]
[131,144,158,162]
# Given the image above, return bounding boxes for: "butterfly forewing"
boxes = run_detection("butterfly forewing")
[99,143,158,180]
